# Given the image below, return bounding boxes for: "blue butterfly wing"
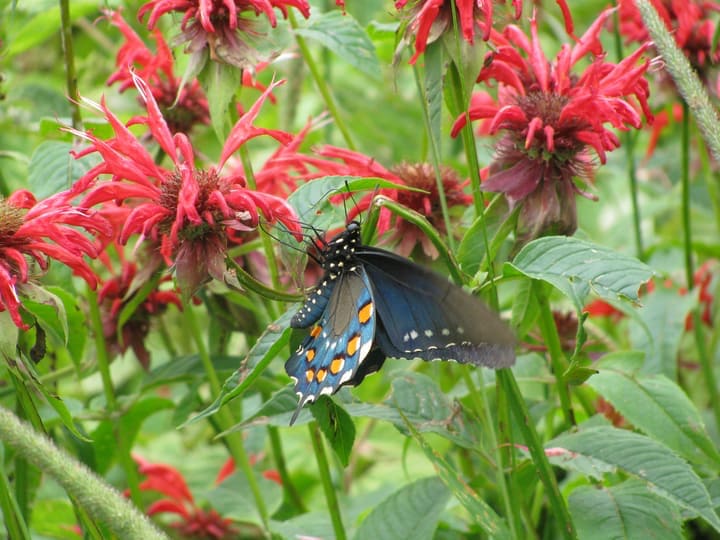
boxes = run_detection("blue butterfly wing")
[285,267,377,423]
[290,273,336,329]
[356,246,515,367]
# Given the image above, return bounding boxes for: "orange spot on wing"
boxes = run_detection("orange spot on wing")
[305,369,314,383]
[330,355,345,375]
[316,368,327,382]
[306,348,316,362]
[310,325,322,338]
[347,334,360,357]
[358,301,373,324]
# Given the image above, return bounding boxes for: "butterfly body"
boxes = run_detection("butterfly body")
[286,221,515,422]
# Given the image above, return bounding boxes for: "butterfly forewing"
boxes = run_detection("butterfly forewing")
[356,246,516,367]
[285,267,376,422]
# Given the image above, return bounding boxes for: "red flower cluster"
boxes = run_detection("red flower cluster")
[134,456,236,539]
[618,0,720,92]
[139,0,311,69]
[250,138,472,258]
[0,185,110,329]
[98,251,182,369]
[71,75,301,297]
[395,0,524,64]
[107,10,210,135]
[453,9,652,243]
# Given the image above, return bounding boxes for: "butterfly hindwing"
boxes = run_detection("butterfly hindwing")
[356,246,516,367]
[285,267,376,422]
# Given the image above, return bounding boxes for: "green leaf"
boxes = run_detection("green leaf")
[0,310,19,360]
[628,287,695,379]
[424,41,444,162]
[549,426,720,532]
[295,11,380,78]
[120,397,175,448]
[402,414,509,538]
[588,370,720,466]
[46,286,86,362]
[344,372,479,448]
[200,62,241,141]
[569,480,683,540]
[206,471,283,524]
[458,196,516,276]
[506,236,654,311]
[311,397,356,467]
[28,141,100,199]
[20,283,68,345]
[7,359,89,442]
[4,2,99,58]
[510,278,540,341]
[181,309,294,427]
[354,477,451,540]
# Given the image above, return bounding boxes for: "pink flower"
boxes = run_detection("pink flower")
[395,0,524,64]
[97,246,182,369]
[139,0,311,69]
[0,185,110,329]
[106,10,210,135]
[134,457,236,539]
[452,9,652,243]
[70,75,301,297]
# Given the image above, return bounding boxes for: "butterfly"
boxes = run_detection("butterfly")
[285,220,516,423]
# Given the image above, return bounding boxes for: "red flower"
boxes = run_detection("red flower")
[618,0,720,90]
[98,246,182,369]
[584,299,623,320]
[395,0,524,64]
[452,9,652,243]
[134,457,236,539]
[257,140,472,258]
[0,185,110,329]
[106,10,210,135]
[70,75,301,297]
[139,0,310,69]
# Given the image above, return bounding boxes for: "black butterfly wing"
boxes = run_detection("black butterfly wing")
[355,246,516,368]
[285,267,379,423]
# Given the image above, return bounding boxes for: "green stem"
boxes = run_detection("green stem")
[537,290,574,428]
[464,369,520,540]
[59,0,81,130]
[412,64,455,251]
[288,11,356,150]
[446,63,499,310]
[693,312,720,436]
[225,257,303,302]
[611,10,644,259]
[267,424,306,512]
[0,455,31,540]
[86,289,142,507]
[182,305,270,529]
[681,100,694,288]
[239,145,282,292]
[309,422,346,540]
[496,370,576,540]
[696,130,720,234]
[0,406,168,540]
